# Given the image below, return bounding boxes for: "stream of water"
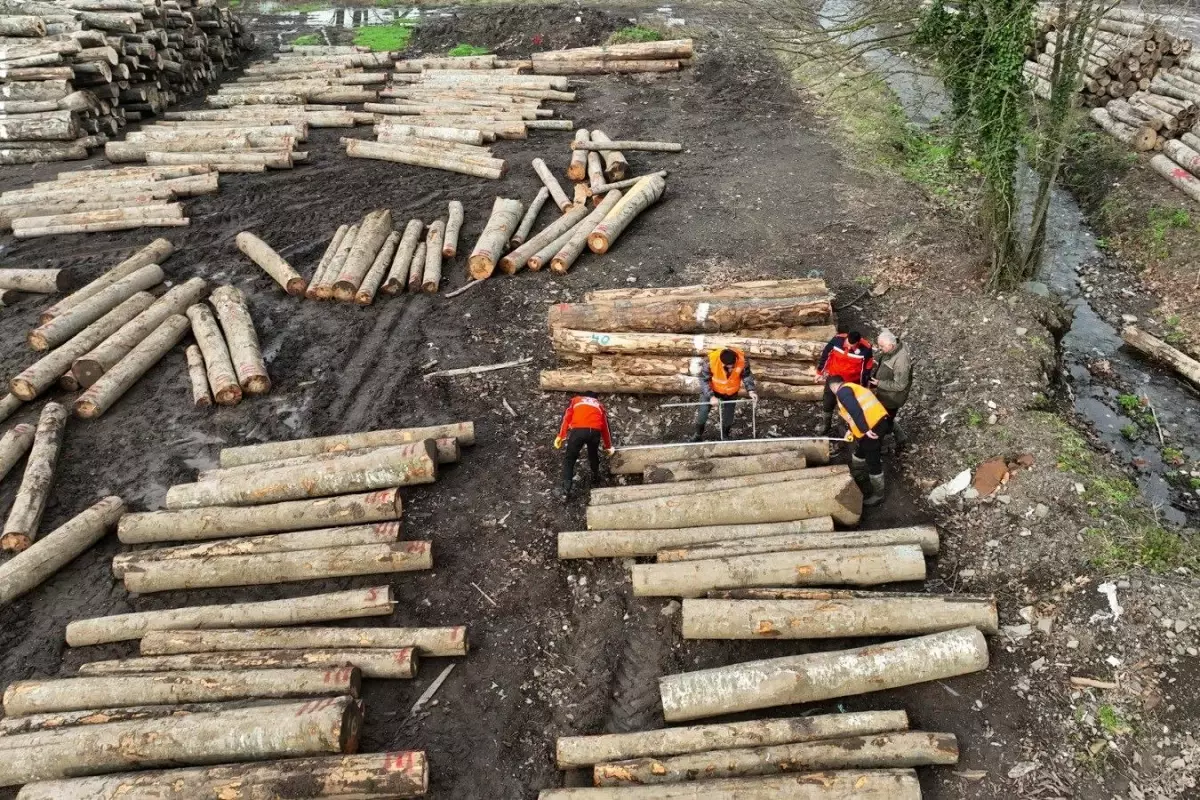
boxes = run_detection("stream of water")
[819,0,1198,525]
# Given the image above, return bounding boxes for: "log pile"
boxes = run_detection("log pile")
[539,278,835,400]
[0,0,255,164]
[184,284,270,408]
[0,164,217,235]
[207,43,390,109]
[529,38,695,76]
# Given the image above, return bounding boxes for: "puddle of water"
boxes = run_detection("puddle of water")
[819,0,1197,524]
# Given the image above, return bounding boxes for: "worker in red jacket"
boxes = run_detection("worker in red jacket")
[554,392,614,500]
[817,330,874,435]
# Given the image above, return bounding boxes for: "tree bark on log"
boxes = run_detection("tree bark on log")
[17,751,427,800]
[335,209,392,301]
[560,518,835,559]
[235,231,306,296]
[512,186,549,247]
[631,544,924,598]
[552,329,826,361]
[593,733,957,787]
[11,293,155,401]
[0,79,70,102]
[645,452,810,482]
[309,224,349,297]
[18,750,425,800]
[0,697,363,787]
[0,143,86,164]
[66,586,396,647]
[0,108,79,141]
[612,439,829,474]
[528,224,578,272]
[555,710,908,768]
[587,151,605,194]
[185,345,212,408]
[1,402,67,553]
[551,190,622,274]
[591,467,843,506]
[585,173,665,253]
[682,594,996,640]
[1164,138,1200,177]
[1152,152,1200,202]
[368,122,487,145]
[186,303,242,405]
[659,525,940,561]
[356,230,400,305]
[443,200,464,257]
[591,170,670,194]
[218,423,474,467]
[589,130,627,180]
[536,58,683,75]
[313,223,358,300]
[122,541,432,593]
[0,699,304,739]
[1090,106,1157,150]
[4,668,362,717]
[0,268,69,293]
[538,770,922,799]
[422,219,445,292]
[531,40,695,62]
[210,286,270,395]
[383,219,423,294]
[539,369,823,403]
[28,264,163,351]
[568,128,590,181]
[406,242,426,294]
[500,202,590,273]
[532,156,571,211]
[74,314,190,419]
[346,138,505,179]
[549,295,831,334]
[112,522,401,577]
[0,496,123,608]
[72,277,207,388]
[0,422,34,483]
[200,438,457,484]
[141,625,470,658]
[660,627,989,722]
[78,648,417,680]
[468,197,525,278]
[590,355,819,384]
[573,139,683,152]
[1122,325,1200,386]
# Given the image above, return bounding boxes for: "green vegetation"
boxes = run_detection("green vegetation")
[608,25,665,44]
[1162,446,1185,467]
[1097,705,1131,736]
[448,43,490,57]
[965,408,984,428]
[1162,314,1187,346]
[1190,476,1200,491]
[1116,394,1141,413]
[1145,206,1193,260]
[1060,123,1136,217]
[1119,424,1138,441]
[353,22,413,52]
[897,125,977,207]
[290,33,321,46]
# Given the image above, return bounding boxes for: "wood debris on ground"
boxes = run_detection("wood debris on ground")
[0,0,255,165]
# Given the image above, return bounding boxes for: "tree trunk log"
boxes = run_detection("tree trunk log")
[0,496,122,607]
[406,242,426,293]
[66,586,396,647]
[592,467,842,506]
[356,230,400,305]
[682,593,996,640]
[17,751,426,800]
[422,218,445,292]
[218,423,474,468]
[0,402,67,552]
[468,196,526,278]
[589,130,628,180]
[512,186,549,247]
[235,231,306,296]
[72,277,207,388]
[532,40,694,62]
[0,697,362,787]
[552,328,826,361]
[594,733,956,787]
[612,439,829,474]
[532,156,571,211]
[559,518,836,559]
[185,344,212,408]
[0,268,68,293]
[538,770,921,799]
[591,355,819,384]
[309,224,349,295]
[499,201,590,273]
[0,142,86,164]
[573,139,682,153]
[1164,138,1200,178]
[0,108,78,141]
[1090,106,1156,150]
[443,200,464,257]
[1122,324,1200,386]
[28,264,163,351]
[186,303,242,405]
[537,58,683,75]
[659,525,939,561]
[539,369,823,402]
[556,710,907,768]
[383,219,423,294]
[645,452,810,482]
[568,128,589,181]
[586,173,665,253]
[551,190,622,274]
[10,293,155,401]
[0,699,304,739]
[368,122,486,145]
[146,151,294,169]
[313,223,358,300]
[210,286,270,395]
[78,648,417,680]
[142,625,469,658]
[528,224,578,272]
[660,627,989,722]
[549,296,831,335]
[0,422,34,483]
[1154,152,1200,202]
[74,314,190,419]
[346,138,505,179]
[0,79,71,101]
[334,209,392,301]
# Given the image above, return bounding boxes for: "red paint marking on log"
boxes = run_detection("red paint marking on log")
[366,587,379,601]
[401,541,428,553]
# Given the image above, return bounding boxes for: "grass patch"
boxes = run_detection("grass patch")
[1144,205,1194,260]
[353,22,413,52]
[1097,705,1132,737]
[290,33,321,46]
[608,25,665,44]
[448,43,490,57]
[289,0,332,12]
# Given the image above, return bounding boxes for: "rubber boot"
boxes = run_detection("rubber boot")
[721,426,733,441]
[892,421,907,449]
[849,455,869,487]
[819,412,832,436]
[864,473,886,506]
[690,426,704,443]
[561,478,572,504]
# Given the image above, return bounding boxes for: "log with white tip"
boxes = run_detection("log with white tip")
[335,209,393,301]
[313,223,358,300]
[210,286,270,395]
[309,224,349,296]
[609,438,828,474]
[140,625,470,658]
[568,128,590,181]
[443,200,464,257]
[346,138,505,179]
[0,268,69,293]
[74,315,191,419]
[12,205,188,238]
[186,303,242,405]
[1,402,68,553]
[235,231,306,295]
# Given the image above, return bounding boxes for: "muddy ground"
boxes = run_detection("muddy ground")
[0,3,1197,799]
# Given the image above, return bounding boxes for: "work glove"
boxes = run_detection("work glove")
[553,437,564,449]
[709,396,720,408]
[606,448,615,457]
[843,431,855,443]
[748,391,759,403]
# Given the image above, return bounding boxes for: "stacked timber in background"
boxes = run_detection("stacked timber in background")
[530,38,694,76]
[539,278,834,401]
[0,0,254,164]
[207,43,390,109]
[548,446,996,794]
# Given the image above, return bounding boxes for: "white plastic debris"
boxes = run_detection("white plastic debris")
[929,469,972,504]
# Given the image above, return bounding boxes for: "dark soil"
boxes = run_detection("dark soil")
[408,5,627,56]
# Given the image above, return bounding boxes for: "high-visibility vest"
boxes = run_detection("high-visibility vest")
[836,382,888,439]
[823,334,873,383]
[708,348,746,396]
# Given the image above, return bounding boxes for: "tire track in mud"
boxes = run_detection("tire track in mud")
[328,296,429,426]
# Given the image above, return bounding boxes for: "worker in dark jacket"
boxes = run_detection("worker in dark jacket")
[826,375,888,506]
[817,331,874,435]
[554,392,614,500]
[692,346,757,441]
[871,328,913,445]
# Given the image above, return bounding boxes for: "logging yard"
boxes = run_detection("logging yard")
[3,0,1200,798]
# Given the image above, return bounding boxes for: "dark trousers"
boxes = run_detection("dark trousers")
[880,404,900,436]
[822,385,839,413]
[854,434,883,476]
[563,428,601,487]
[695,393,738,435]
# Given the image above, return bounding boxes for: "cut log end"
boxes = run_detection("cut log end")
[0,532,33,553]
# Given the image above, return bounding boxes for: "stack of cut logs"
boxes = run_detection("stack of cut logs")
[547,442,995,795]
[539,279,833,401]
[0,0,254,164]
[208,43,388,108]
[0,163,216,235]
[183,283,270,409]
[529,38,694,76]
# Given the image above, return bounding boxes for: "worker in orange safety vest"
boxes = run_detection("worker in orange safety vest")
[554,392,614,501]
[692,347,758,442]
[825,374,889,506]
[817,330,874,435]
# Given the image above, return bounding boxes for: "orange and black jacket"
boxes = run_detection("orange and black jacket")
[818,334,875,385]
[557,396,613,449]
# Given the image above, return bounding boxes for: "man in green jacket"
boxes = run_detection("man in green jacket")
[871,329,913,445]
